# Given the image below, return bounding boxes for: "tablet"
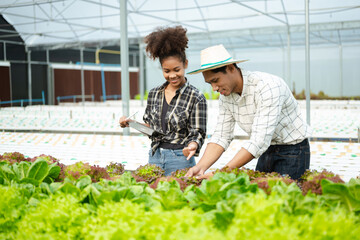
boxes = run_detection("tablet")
[128,120,155,136]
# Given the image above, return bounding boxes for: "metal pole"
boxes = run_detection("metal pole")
[139,43,145,106]
[80,47,85,105]
[3,42,6,61]
[46,49,53,105]
[132,53,136,67]
[120,0,130,135]
[27,49,32,105]
[101,64,107,102]
[305,0,310,125]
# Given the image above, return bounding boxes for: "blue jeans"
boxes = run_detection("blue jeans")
[255,139,310,180]
[148,148,196,176]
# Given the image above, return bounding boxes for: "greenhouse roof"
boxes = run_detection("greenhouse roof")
[0,0,360,50]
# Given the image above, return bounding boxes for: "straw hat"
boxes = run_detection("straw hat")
[187,44,248,75]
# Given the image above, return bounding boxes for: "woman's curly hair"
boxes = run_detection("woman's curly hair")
[144,25,188,64]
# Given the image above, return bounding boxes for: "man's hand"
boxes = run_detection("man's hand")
[197,171,214,180]
[182,142,198,160]
[185,165,204,177]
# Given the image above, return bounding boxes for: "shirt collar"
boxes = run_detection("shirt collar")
[228,69,248,102]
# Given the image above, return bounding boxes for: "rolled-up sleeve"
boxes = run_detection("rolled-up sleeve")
[208,97,235,150]
[187,95,207,155]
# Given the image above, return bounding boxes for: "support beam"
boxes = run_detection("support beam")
[80,47,85,105]
[3,41,6,60]
[120,0,130,135]
[305,0,311,125]
[139,42,145,107]
[188,21,360,40]
[46,49,54,105]
[27,49,32,105]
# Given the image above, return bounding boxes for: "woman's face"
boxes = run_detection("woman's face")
[161,56,188,89]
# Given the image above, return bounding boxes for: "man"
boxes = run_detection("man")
[185,44,312,180]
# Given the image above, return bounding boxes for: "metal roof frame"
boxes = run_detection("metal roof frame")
[1,0,360,127]
[0,0,359,51]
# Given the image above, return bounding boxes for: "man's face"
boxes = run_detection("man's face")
[202,66,238,96]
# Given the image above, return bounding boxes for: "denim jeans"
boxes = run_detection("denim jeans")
[255,139,310,180]
[148,148,196,176]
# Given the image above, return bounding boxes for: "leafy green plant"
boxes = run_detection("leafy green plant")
[30,154,59,164]
[185,172,258,212]
[203,90,220,100]
[64,162,92,181]
[251,176,295,195]
[226,188,360,239]
[133,164,165,184]
[88,165,110,182]
[150,176,188,191]
[321,178,360,213]
[134,90,149,100]
[300,169,344,195]
[170,168,202,188]
[1,168,360,239]
[12,193,89,239]
[64,162,110,183]
[106,162,125,176]
[292,89,360,100]
[0,152,30,165]
[219,166,282,180]
[0,185,28,236]
[0,159,61,186]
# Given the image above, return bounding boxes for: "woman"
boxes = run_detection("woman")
[119,26,207,176]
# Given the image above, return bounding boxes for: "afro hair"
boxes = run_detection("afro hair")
[144,25,188,63]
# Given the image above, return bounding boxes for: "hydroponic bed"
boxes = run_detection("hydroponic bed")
[1,100,360,139]
[0,153,359,239]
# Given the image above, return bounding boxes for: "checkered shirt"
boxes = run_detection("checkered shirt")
[143,80,207,156]
[209,70,312,158]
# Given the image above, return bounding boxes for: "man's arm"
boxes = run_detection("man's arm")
[185,143,224,177]
[225,147,254,169]
[186,96,234,177]
[196,147,254,180]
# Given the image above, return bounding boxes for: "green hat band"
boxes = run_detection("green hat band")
[200,57,232,67]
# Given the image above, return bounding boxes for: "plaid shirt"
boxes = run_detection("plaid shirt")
[143,80,207,156]
[209,70,312,158]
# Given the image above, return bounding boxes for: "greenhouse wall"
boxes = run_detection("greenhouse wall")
[0,64,10,104]
[53,66,139,104]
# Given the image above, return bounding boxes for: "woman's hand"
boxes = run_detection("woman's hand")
[119,116,130,128]
[182,142,198,160]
